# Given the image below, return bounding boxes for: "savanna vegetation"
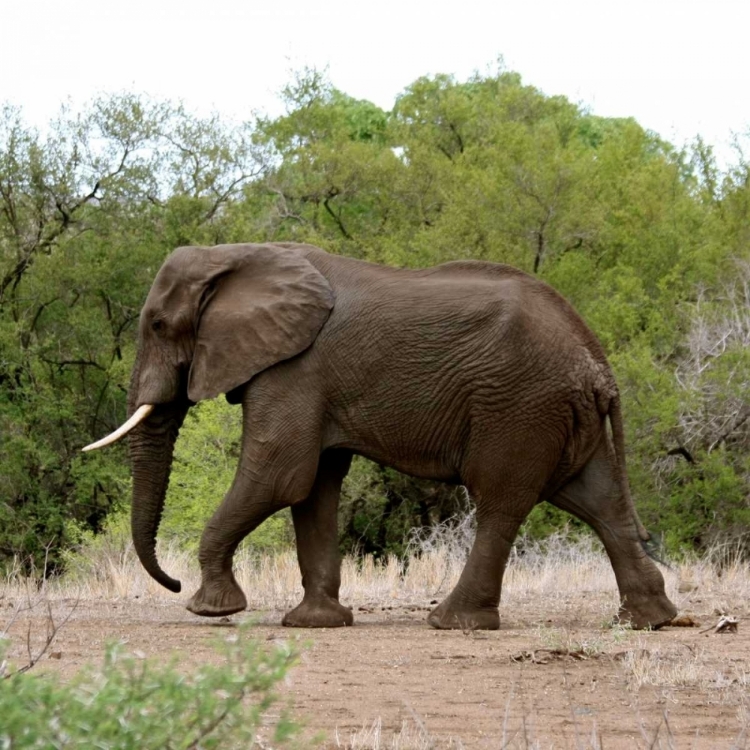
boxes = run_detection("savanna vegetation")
[0,623,299,748]
[1,63,748,575]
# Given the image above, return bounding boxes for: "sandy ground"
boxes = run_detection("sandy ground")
[2,592,748,749]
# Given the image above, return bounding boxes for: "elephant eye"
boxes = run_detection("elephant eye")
[151,319,164,332]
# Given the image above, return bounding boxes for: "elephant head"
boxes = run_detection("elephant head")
[83,243,334,592]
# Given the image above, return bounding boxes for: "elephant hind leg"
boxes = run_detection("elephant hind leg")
[282,449,354,628]
[550,434,677,629]
[427,485,539,631]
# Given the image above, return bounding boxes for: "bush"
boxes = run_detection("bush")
[339,457,468,559]
[0,626,299,749]
[405,504,596,565]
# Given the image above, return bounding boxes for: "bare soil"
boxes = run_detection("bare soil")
[2,594,748,748]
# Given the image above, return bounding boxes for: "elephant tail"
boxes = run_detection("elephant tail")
[608,391,650,543]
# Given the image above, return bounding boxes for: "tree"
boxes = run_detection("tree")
[0,96,261,571]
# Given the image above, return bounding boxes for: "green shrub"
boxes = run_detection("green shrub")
[339,457,468,558]
[0,626,299,749]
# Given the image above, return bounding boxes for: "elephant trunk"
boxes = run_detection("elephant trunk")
[128,377,189,593]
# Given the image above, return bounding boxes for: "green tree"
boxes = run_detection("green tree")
[0,96,261,571]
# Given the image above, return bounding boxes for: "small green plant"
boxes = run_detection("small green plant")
[0,625,300,749]
[606,621,635,644]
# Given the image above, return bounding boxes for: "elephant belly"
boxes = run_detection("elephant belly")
[350,443,463,484]
[322,382,475,485]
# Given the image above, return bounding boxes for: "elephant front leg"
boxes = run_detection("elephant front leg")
[283,450,353,628]
[185,478,273,617]
[187,455,320,618]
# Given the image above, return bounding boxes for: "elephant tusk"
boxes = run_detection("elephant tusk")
[82,404,155,452]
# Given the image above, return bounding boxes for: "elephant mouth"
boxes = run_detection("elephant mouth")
[81,403,155,452]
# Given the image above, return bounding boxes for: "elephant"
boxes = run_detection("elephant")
[84,242,677,630]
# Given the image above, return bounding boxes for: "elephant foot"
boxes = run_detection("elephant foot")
[427,601,500,631]
[186,580,248,618]
[282,596,353,628]
[617,592,678,630]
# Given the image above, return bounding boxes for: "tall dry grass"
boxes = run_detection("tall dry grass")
[3,516,749,622]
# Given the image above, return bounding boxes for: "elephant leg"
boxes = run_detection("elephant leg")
[428,489,538,631]
[282,449,353,628]
[185,474,282,617]
[550,435,677,629]
[186,421,321,617]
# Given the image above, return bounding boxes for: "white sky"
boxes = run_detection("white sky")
[2,0,748,162]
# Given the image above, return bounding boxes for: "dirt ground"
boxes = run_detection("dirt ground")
[2,594,748,749]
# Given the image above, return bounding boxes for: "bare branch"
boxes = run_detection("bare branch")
[2,548,79,679]
[323,187,352,239]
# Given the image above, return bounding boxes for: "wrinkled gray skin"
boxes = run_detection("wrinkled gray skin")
[127,242,677,630]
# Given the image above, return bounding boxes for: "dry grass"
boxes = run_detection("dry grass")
[0,534,617,615]
[334,717,464,750]
[3,529,750,620]
[333,710,719,750]
[624,645,734,690]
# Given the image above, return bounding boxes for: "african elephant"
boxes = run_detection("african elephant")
[84,242,677,630]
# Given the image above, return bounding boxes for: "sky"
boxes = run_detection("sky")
[2,0,748,163]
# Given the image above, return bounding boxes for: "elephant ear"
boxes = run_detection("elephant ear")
[188,244,334,402]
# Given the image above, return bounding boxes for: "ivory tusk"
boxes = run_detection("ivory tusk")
[82,404,155,452]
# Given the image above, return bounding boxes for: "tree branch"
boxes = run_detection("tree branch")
[667,446,696,464]
[323,188,352,239]
[40,358,107,373]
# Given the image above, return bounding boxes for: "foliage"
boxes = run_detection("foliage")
[0,97,260,572]
[1,62,749,567]
[339,458,467,558]
[0,626,299,748]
